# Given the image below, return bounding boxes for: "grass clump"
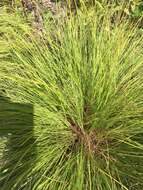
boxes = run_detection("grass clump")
[0,4,143,190]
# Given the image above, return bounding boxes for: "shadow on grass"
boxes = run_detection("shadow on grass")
[0,94,37,189]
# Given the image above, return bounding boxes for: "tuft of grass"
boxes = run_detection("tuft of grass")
[0,3,143,190]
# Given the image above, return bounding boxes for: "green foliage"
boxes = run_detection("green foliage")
[131,1,143,17]
[107,0,143,19]
[0,4,143,190]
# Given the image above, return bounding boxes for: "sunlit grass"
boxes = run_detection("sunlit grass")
[0,3,143,190]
